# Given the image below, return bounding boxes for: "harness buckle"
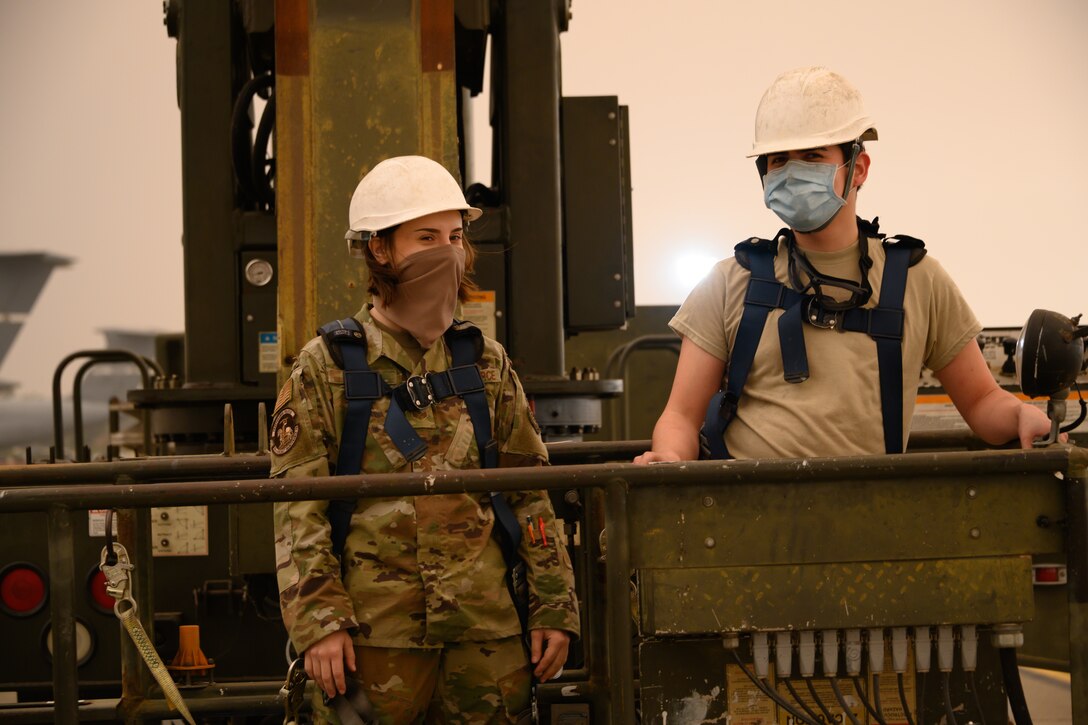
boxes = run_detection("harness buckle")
[404,375,435,411]
[804,296,844,330]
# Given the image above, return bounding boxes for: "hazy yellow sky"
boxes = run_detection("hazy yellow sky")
[1,0,1086,397]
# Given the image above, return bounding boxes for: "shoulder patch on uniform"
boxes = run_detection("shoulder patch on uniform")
[270,408,300,455]
[274,380,291,412]
[480,368,501,384]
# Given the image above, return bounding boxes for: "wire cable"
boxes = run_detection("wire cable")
[806,676,837,724]
[1060,381,1086,434]
[829,677,862,725]
[873,673,891,725]
[852,675,889,725]
[917,671,927,725]
[897,672,915,725]
[942,671,957,725]
[999,648,1033,725]
[966,670,987,725]
[783,679,822,725]
[729,650,819,725]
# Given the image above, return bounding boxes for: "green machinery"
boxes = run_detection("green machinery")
[0,1,1086,723]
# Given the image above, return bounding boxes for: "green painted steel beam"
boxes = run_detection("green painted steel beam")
[639,556,1034,634]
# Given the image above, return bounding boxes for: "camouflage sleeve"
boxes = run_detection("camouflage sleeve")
[493,349,581,636]
[271,348,359,654]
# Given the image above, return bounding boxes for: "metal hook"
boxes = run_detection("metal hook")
[104,509,118,566]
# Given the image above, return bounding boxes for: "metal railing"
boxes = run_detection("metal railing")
[1,444,1086,723]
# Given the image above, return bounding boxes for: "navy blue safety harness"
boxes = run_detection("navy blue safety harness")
[317,317,528,628]
[701,219,926,459]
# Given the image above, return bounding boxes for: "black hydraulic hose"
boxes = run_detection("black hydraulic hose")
[999,648,1034,725]
[230,72,274,205]
[829,677,862,725]
[941,671,958,725]
[783,679,822,725]
[728,651,819,725]
[966,671,987,725]
[897,672,915,725]
[852,675,888,725]
[251,92,276,208]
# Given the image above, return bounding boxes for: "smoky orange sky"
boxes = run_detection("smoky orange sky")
[1,0,1086,398]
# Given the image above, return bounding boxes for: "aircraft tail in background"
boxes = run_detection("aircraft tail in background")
[0,252,73,377]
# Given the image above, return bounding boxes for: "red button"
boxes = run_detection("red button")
[1,564,47,616]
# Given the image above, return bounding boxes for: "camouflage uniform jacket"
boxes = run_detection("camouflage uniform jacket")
[271,305,580,653]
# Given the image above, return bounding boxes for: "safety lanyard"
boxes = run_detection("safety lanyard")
[98,510,196,725]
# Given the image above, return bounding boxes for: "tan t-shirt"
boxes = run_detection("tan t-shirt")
[670,235,981,458]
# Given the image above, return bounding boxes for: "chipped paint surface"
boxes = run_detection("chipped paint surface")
[663,686,726,724]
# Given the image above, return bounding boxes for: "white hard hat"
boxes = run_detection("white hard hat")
[347,155,482,233]
[748,67,878,158]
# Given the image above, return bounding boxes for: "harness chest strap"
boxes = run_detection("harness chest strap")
[702,230,923,459]
[316,318,525,628]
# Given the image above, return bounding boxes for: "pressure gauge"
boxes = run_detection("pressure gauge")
[245,259,274,287]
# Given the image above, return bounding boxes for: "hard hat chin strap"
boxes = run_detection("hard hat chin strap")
[840,139,862,201]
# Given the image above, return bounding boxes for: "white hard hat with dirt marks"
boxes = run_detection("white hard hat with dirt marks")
[749,67,878,158]
[347,155,482,234]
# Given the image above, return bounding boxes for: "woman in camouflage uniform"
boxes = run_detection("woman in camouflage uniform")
[271,156,580,724]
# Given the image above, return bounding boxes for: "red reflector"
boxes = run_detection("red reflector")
[1034,566,1065,584]
[1,564,47,616]
[88,570,114,613]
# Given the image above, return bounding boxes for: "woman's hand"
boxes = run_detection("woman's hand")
[529,628,570,681]
[304,630,356,699]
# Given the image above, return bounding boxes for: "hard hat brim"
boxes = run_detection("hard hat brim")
[350,204,483,233]
[748,124,878,158]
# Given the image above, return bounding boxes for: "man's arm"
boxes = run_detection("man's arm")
[934,339,1052,448]
[635,336,727,464]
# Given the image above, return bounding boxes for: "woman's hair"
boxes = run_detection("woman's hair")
[363,215,479,304]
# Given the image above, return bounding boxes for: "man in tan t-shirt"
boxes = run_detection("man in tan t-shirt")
[635,67,1052,463]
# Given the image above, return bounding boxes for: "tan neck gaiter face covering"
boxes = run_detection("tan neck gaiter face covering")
[373,245,466,348]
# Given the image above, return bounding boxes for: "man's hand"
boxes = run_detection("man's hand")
[530,628,570,681]
[304,630,356,699]
[633,450,680,465]
[1017,402,1066,449]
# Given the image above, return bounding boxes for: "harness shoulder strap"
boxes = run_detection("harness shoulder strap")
[317,317,385,560]
[702,239,783,459]
[872,237,919,454]
[444,323,496,469]
[443,323,527,628]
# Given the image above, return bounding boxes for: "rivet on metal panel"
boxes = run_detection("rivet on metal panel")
[704,537,716,549]
[702,496,714,508]
[969,527,981,539]
[967,487,978,499]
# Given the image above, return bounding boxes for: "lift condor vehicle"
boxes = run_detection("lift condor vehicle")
[1,1,1086,723]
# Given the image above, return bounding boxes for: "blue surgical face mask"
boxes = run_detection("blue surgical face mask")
[762,160,846,233]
